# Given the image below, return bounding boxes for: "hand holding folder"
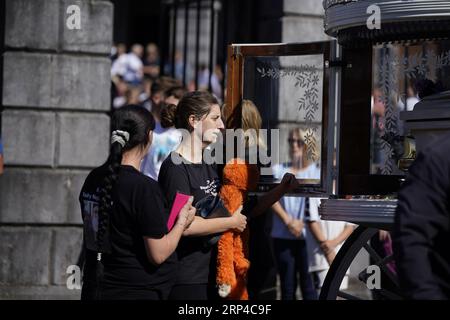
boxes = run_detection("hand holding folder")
[167,192,192,231]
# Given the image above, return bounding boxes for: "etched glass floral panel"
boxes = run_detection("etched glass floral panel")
[370,40,450,175]
[243,54,324,185]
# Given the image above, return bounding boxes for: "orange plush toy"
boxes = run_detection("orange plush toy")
[216,158,260,300]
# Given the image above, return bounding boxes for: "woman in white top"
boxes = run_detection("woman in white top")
[270,128,319,300]
[306,197,354,291]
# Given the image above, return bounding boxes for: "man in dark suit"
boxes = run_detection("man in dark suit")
[393,134,450,299]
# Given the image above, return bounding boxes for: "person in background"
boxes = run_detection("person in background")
[198,64,223,101]
[220,100,302,299]
[143,43,160,81]
[111,43,127,62]
[112,76,129,109]
[124,85,143,106]
[164,51,194,86]
[164,86,187,106]
[393,132,450,299]
[270,128,319,300]
[306,197,354,293]
[111,44,144,86]
[140,79,184,180]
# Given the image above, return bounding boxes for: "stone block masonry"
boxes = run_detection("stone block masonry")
[1,0,113,299]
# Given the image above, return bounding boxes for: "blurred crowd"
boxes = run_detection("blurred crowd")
[110,42,223,110]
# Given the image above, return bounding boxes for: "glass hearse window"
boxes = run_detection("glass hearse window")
[243,55,324,185]
[370,40,450,175]
[225,42,335,196]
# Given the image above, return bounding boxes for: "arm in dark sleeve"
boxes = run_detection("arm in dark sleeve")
[393,150,450,299]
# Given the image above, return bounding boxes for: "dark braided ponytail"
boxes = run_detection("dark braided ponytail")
[94,105,155,298]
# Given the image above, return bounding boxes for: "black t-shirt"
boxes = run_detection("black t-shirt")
[158,152,220,285]
[79,164,177,293]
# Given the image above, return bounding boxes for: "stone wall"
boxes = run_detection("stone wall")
[0,0,113,299]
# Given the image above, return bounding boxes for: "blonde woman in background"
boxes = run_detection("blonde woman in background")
[270,128,319,300]
[221,100,301,299]
[224,100,299,219]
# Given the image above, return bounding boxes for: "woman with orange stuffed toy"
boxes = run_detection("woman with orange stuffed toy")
[158,91,247,300]
[159,95,299,300]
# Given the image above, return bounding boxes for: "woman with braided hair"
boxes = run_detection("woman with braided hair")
[79,105,195,300]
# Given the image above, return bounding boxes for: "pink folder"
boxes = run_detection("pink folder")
[167,192,191,231]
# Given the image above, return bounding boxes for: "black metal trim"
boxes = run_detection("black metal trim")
[159,2,168,78]
[325,0,450,45]
[336,21,450,47]
[182,1,189,86]
[0,0,5,133]
[170,0,179,79]
[208,0,215,92]
[194,0,201,89]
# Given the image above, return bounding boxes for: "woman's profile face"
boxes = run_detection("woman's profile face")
[199,104,224,145]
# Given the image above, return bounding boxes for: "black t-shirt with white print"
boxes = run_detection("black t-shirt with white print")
[158,152,220,285]
[79,164,176,297]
